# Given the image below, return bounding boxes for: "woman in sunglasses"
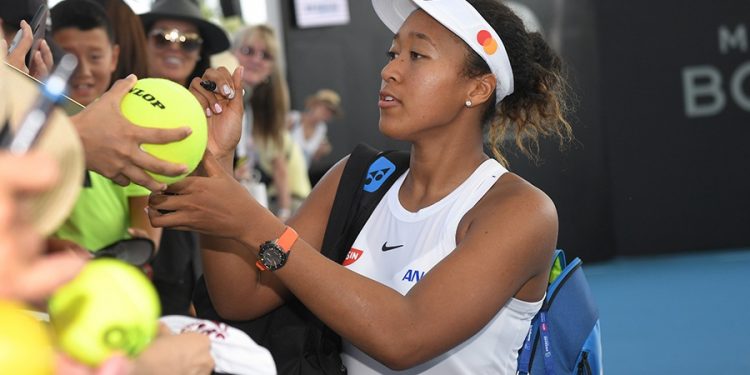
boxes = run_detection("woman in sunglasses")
[232,25,311,222]
[140,0,229,88]
[139,0,230,316]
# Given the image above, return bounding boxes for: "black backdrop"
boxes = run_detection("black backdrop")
[596,0,750,255]
[279,0,750,261]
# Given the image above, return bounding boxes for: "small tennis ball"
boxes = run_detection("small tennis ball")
[120,77,208,184]
[0,301,55,375]
[48,259,161,367]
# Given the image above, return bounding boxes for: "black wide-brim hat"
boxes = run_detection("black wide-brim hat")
[0,0,45,27]
[140,0,230,55]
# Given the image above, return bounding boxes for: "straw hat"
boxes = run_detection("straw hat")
[306,89,342,117]
[0,62,85,235]
[140,0,230,55]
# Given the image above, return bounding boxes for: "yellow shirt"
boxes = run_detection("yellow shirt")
[54,171,149,251]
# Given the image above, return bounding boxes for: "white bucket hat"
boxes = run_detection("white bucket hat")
[372,0,514,103]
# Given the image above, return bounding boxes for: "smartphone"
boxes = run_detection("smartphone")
[7,3,49,67]
[2,54,78,154]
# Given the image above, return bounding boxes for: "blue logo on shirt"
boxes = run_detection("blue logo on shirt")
[402,269,426,283]
[363,156,396,192]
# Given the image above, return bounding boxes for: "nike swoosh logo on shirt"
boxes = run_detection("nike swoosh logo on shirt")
[381,242,404,252]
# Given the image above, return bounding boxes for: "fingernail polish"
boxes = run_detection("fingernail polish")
[223,84,231,96]
[214,103,223,113]
[205,107,212,117]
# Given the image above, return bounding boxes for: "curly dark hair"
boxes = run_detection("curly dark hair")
[463,0,573,166]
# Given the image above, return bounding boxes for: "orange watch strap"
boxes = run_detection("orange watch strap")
[276,226,299,253]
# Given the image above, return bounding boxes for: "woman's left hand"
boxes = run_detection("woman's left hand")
[147,152,259,239]
[189,66,244,161]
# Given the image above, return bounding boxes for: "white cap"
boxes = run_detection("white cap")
[372,0,515,103]
[160,315,276,375]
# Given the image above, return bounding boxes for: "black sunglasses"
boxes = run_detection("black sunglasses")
[93,237,155,267]
[149,28,203,53]
[238,46,273,61]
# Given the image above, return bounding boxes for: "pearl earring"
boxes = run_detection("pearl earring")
[465,100,472,107]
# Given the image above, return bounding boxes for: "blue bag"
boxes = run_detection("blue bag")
[517,250,603,375]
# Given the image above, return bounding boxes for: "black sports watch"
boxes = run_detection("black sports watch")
[257,241,288,271]
[256,226,298,271]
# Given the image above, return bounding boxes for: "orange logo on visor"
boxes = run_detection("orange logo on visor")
[476,30,498,55]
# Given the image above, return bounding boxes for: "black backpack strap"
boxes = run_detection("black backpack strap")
[320,143,378,260]
[340,149,409,262]
[321,143,410,263]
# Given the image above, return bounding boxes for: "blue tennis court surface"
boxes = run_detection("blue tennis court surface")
[585,248,750,374]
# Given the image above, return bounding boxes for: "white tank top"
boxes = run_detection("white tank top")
[341,159,543,374]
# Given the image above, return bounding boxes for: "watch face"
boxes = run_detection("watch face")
[258,242,288,271]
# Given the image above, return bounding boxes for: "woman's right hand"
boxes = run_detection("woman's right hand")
[189,66,244,163]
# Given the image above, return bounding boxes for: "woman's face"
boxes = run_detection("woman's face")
[235,34,274,87]
[308,103,335,124]
[378,10,473,140]
[146,19,202,85]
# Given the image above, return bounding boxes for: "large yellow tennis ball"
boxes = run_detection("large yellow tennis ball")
[0,301,55,375]
[48,259,161,366]
[120,77,208,184]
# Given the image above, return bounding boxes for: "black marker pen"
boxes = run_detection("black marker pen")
[200,79,217,92]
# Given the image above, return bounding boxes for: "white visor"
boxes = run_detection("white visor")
[373,0,515,103]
